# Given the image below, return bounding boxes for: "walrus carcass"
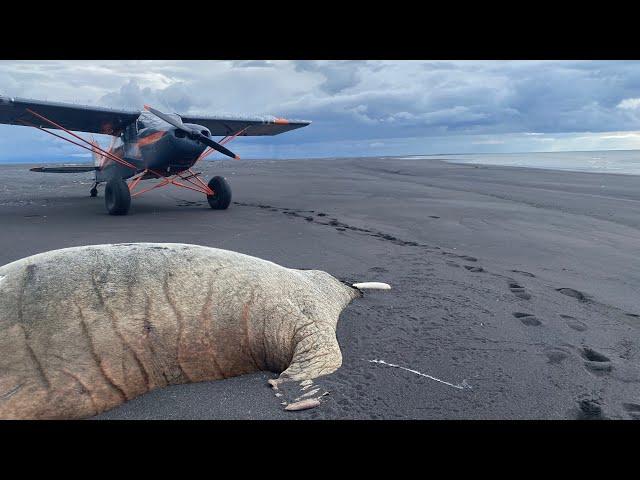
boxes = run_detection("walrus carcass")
[0,243,380,419]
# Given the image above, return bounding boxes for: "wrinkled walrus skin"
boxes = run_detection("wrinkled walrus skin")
[0,243,361,419]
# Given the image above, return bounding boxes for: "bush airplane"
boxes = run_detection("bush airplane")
[0,96,310,215]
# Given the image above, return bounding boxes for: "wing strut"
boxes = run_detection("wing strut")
[19,108,137,171]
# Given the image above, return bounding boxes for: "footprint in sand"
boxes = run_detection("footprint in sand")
[510,270,536,278]
[560,314,588,332]
[575,397,606,420]
[509,282,531,300]
[369,266,388,273]
[557,288,587,301]
[442,252,477,262]
[622,403,640,420]
[544,346,571,364]
[513,312,542,326]
[464,265,484,272]
[580,347,613,375]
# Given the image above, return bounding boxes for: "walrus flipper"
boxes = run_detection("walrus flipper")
[270,322,342,389]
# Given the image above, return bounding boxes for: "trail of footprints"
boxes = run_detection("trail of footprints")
[234,202,499,275]
[505,273,637,419]
[234,202,640,325]
[512,298,634,419]
[511,284,640,419]
[234,202,429,247]
[235,202,640,419]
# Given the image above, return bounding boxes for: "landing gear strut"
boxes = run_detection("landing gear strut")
[126,169,231,212]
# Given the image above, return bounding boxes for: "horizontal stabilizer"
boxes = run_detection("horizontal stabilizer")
[30,165,98,173]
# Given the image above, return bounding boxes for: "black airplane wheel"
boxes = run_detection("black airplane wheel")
[105,178,131,215]
[207,176,232,210]
[90,185,98,197]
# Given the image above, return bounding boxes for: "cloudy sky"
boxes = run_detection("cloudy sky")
[1,60,640,162]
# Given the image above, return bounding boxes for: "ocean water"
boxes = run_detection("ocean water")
[398,150,640,176]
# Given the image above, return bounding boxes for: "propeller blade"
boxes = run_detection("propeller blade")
[198,134,241,160]
[144,104,240,160]
[144,104,187,131]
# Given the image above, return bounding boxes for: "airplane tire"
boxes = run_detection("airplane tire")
[90,187,98,197]
[207,176,232,210]
[105,178,131,215]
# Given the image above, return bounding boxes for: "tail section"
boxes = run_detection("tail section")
[89,135,103,168]
[29,136,111,175]
[89,136,117,169]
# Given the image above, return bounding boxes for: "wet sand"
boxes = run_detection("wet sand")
[1,156,639,419]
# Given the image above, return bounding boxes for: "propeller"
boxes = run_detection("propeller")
[144,105,240,160]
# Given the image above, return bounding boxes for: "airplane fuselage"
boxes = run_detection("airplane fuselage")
[96,120,210,182]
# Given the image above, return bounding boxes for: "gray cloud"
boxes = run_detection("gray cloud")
[292,60,363,94]
[99,79,206,113]
[231,60,275,68]
[1,60,640,160]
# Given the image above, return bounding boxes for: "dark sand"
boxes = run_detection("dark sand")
[1,157,639,420]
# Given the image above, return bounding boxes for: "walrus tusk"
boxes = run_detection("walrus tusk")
[285,398,321,411]
[352,282,391,290]
[0,243,363,419]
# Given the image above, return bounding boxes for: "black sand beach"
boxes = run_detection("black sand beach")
[1,157,639,419]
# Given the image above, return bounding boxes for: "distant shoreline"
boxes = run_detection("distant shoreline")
[397,150,640,176]
[2,149,640,176]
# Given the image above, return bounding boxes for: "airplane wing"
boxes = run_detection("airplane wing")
[0,95,310,137]
[179,113,311,136]
[0,95,140,135]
